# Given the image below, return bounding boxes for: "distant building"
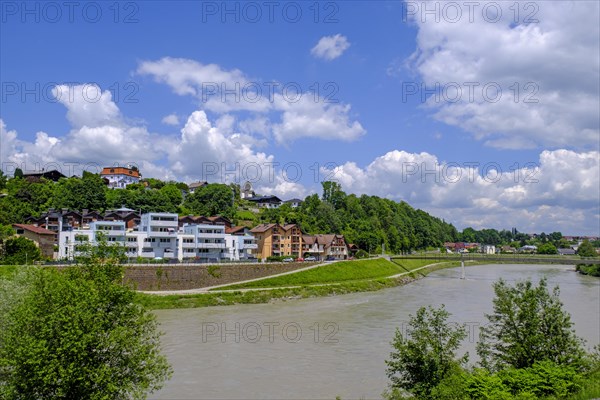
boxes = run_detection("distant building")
[246,195,282,209]
[188,181,208,193]
[557,248,576,256]
[284,198,303,208]
[22,169,66,182]
[12,224,57,259]
[101,166,141,189]
[481,245,496,255]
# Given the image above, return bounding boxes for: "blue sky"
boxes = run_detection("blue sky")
[1,1,599,235]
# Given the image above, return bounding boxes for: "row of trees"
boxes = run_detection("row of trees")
[386,278,598,399]
[1,171,597,254]
[256,181,459,253]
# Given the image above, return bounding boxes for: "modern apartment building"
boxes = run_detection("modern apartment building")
[57,213,256,262]
[58,221,126,260]
[250,223,303,259]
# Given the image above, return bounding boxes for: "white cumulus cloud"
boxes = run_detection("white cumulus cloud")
[311,34,351,61]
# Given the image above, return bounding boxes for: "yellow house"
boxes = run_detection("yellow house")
[250,223,303,259]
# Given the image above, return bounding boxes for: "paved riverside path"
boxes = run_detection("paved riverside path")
[139,258,455,296]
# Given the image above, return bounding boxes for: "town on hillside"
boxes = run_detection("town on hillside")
[1,167,599,263]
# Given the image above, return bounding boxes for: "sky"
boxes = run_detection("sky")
[1,0,599,235]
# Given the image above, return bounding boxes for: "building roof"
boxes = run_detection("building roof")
[22,170,66,182]
[12,223,56,235]
[100,167,140,178]
[226,226,247,235]
[250,223,277,233]
[246,195,282,203]
[557,248,576,255]
[284,198,303,203]
[189,181,208,189]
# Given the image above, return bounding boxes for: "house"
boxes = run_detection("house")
[12,224,57,259]
[284,198,303,208]
[348,243,360,257]
[557,248,576,256]
[481,245,496,255]
[22,169,66,182]
[100,166,141,189]
[246,195,282,209]
[500,245,517,253]
[250,223,303,259]
[519,245,537,253]
[303,234,349,260]
[188,181,208,193]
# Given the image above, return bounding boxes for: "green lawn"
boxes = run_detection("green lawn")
[137,276,414,310]
[213,258,434,290]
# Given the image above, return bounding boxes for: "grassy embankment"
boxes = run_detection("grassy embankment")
[0,259,480,310]
[136,258,462,310]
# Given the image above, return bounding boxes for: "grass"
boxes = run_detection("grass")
[214,258,433,290]
[136,275,416,310]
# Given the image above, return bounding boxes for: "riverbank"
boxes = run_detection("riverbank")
[136,259,478,310]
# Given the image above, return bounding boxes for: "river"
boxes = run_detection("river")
[150,264,600,400]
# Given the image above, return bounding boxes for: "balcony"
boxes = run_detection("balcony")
[140,251,156,258]
[147,230,177,238]
[195,232,226,239]
[197,242,226,249]
[243,243,258,249]
[148,219,178,227]
[182,242,196,248]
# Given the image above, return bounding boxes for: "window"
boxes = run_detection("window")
[127,237,137,242]
[159,238,170,243]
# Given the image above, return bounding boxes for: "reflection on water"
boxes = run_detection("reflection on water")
[150,264,600,400]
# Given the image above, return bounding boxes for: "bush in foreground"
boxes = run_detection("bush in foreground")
[0,240,171,399]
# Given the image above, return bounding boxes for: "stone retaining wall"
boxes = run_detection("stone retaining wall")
[123,262,309,291]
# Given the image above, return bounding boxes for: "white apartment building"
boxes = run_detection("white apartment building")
[225,228,258,261]
[58,213,256,262]
[58,221,126,260]
[138,213,178,259]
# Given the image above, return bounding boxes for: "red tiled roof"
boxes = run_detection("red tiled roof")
[12,224,56,235]
[226,226,246,234]
[250,223,277,233]
[100,167,140,178]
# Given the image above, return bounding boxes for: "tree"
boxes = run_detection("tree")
[183,183,234,217]
[386,305,468,398]
[0,170,6,190]
[477,278,586,372]
[0,239,172,399]
[0,237,42,264]
[577,240,597,258]
[13,168,23,179]
[537,242,558,255]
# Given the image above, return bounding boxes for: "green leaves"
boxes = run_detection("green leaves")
[477,278,586,372]
[0,240,172,399]
[0,236,42,265]
[386,305,468,398]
